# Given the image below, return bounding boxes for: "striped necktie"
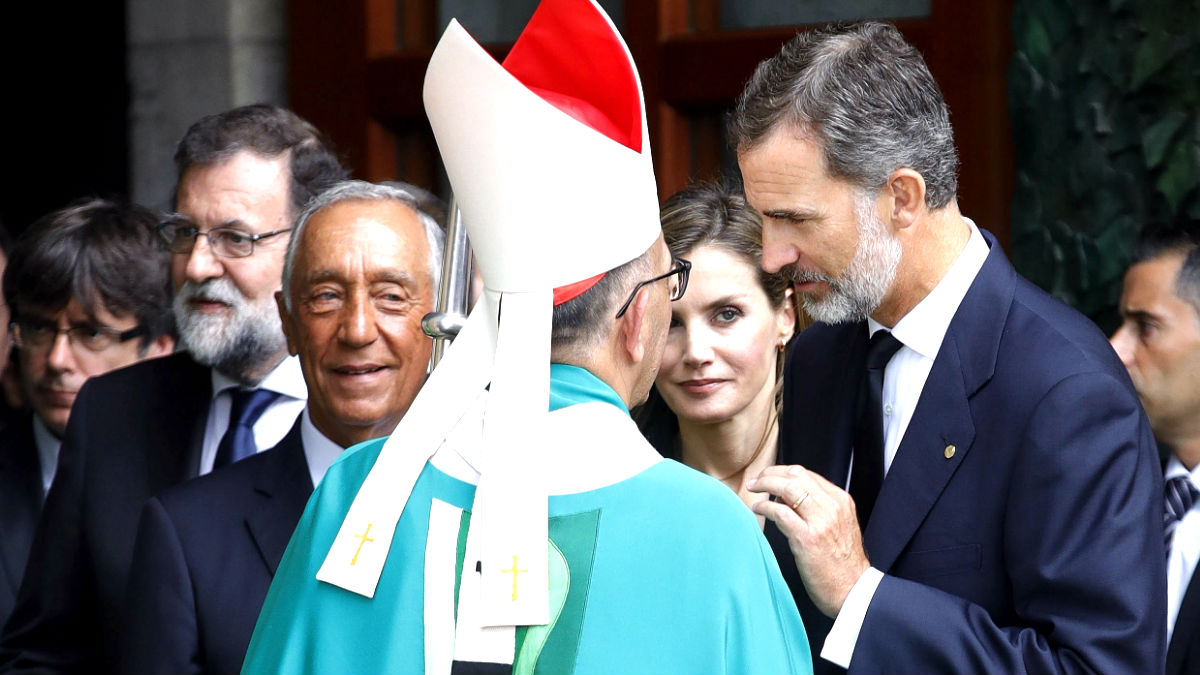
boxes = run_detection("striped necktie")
[1164,475,1198,558]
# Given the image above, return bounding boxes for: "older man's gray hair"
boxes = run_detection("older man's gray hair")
[281,180,446,313]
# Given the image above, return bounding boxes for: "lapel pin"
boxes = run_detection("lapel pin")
[944,444,956,459]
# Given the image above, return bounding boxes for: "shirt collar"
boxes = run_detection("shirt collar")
[210,354,308,401]
[548,363,628,413]
[871,217,989,358]
[300,408,344,487]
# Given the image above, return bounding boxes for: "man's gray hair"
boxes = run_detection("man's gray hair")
[550,245,657,360]
[281,180,446,312]
[729,21,959,209]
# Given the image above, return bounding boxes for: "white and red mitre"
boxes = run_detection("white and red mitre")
[316,0,659,629]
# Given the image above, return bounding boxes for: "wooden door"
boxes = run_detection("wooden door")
[289,0,1014,244]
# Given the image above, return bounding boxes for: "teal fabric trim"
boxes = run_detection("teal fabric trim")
[548,363,628,413]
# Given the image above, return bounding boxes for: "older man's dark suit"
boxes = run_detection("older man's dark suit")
[0,352,212,673]
[0,416,42,630]
[119,421,312,675]
[777,232,1165,674]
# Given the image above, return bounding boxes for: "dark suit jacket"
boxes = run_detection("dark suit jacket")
[0,416,42,630]
[781,232,1165,674]
[119,421,313,675]
[0,352,212,673]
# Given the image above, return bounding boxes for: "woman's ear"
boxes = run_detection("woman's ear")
[777,286,797,345]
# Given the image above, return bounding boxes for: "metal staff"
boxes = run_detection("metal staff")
[422,197,474,368]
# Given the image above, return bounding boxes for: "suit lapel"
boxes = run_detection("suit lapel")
[1167,567,1200,673]
[863,333,976,570]
[864,233,1013,571]
[245,421,314,576]
[145,353,212,488]
[0,416,43,596]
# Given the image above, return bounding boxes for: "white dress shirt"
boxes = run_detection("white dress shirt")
[822,218,990,667]
[199,355,308,475]
[299,408,346,488]
[31,415,61,496]
[1166,456,1200,642]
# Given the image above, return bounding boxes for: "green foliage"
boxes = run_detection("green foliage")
[1009,0,1200,332]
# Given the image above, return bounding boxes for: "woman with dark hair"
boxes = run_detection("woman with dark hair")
[637,180,797,519]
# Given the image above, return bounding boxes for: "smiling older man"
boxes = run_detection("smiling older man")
[118,180,444,675]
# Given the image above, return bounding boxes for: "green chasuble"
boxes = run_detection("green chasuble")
[243,365,811,674]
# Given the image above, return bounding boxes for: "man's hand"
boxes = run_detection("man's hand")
[749,464,871,618]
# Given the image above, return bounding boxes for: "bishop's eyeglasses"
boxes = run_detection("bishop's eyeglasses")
[614,256,691,319]
[156,217,293,259]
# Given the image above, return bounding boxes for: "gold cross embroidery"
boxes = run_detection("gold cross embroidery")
[351,523,375,566]
[501,555,528,601]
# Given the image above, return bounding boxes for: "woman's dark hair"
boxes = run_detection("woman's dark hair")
[3,198,176,350]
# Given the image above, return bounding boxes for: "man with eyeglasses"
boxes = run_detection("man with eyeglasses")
[0,104,347,673]
[0,199,175,632]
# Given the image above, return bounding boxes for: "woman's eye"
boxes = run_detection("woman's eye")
[715,307,741,323]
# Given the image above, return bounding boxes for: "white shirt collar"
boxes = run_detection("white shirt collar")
[210,354,308,401]
[300,408,345,488]
[31,415,61,496]
[1165,455,1200,488]
[869,217,989,355]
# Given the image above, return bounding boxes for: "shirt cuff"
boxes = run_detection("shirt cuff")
[819,567,884,668]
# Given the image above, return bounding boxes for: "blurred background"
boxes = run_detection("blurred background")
[2,0,1196,332]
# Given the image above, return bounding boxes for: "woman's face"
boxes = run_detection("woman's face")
[657,245,795,425]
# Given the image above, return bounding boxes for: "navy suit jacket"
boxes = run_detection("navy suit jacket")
[0,416,42,630]
[119,420,313,675]
[780,232,1165,674]
[0,352,213,673]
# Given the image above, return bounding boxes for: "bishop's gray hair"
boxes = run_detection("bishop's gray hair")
[729,21,959,209]
[281,180,446,313]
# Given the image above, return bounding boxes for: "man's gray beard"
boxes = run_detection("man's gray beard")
[789,191,902,325]
[173,278,287,385]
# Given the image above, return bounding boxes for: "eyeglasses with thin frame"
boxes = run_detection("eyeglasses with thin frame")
[10,320,146,353]
[155,218,293,259]
[614,257,691,319]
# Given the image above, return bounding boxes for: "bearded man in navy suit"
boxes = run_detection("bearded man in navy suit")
[118,180,444,675]
[735,22,1164,674]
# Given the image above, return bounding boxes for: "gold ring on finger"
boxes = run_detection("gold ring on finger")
[791,491,809,511]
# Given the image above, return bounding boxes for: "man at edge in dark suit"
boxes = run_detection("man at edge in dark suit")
[1111,222,1200,675]
[0,201,176,630]
[118,180,444,674]
[734,21,1164,674]
[0,105,347,673]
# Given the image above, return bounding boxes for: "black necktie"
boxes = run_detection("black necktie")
[1164,475,1197,558]
[213,388,282,469]
[850,330,903,527]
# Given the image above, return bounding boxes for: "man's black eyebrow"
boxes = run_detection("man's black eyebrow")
[1120,308,1159,323]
